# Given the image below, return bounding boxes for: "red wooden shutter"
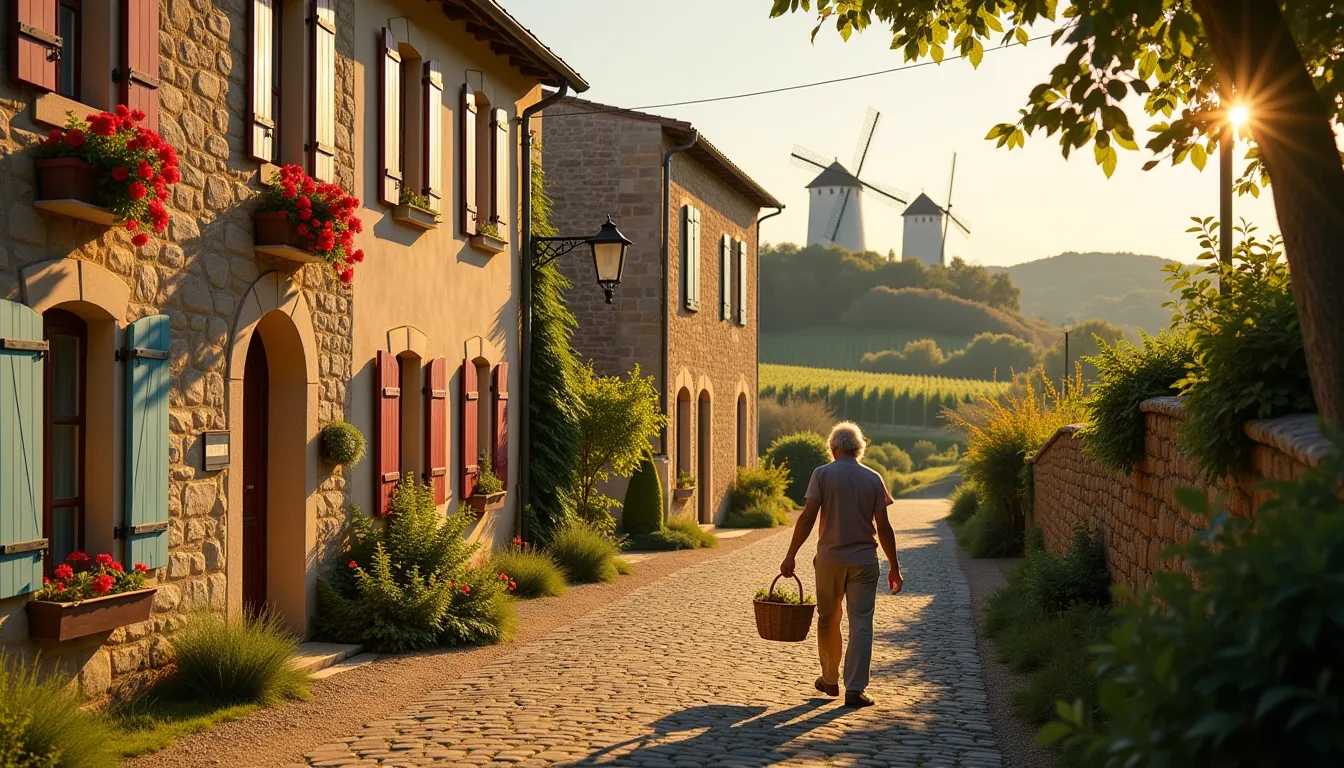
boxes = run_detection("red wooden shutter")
[424,357,448,504]
[490,107,509,236]
[12,0,60,91]
[459,85,477,235]
[491,362,509,485]
[247,0,276,161]
[422,60,443,212]
[121,0,161,131]
[460,359,478,499]
[308,0,336,181]
[375,350,400,515]
[377,27,402,206]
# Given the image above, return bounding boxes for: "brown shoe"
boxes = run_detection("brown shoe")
[814,677,839,697]
[845,690,875,708]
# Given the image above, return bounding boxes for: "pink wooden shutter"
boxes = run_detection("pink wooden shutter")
[460,359,478,499]
[492,362,509,485]
[375,350,400,515]
[424,357,448,505]
[459,85,477,235]
[11,0,60,91]
[247,0,276,161]
[308,0,336,181]
[490,107,509,236]
[377,27,401,206]
[121,0,161,131]
[422,60,443,212]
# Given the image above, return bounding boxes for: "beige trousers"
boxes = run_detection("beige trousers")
[814,562,880,692]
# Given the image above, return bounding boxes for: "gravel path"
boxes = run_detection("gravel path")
[293,500,1000,767]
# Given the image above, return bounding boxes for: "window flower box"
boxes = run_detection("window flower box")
[254,211,324,264]
[465,491,507,517]
[33,157,122,225]
[392,203,439,231]
[469,233,507,255]
[27,588,157,642]
[672,486,696,502]
[256,165,365,284]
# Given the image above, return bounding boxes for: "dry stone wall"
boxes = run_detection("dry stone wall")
[1029,397,1329,593]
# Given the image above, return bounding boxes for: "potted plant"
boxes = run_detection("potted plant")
[255,164,364,284]
[466,454,507,516]
[469,218,507,255]
[32,105,180,242]
[319,420,366,467]
[672,469,696,502]
[27,552,156,642]
[392,189,440,231]
[753,575,816,642]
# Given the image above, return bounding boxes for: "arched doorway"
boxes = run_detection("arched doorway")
[675,388,691,491]
[698,390,712,523]
[241,335,269,614]
[736,392,748,468]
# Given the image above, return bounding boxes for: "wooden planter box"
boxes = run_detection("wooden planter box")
[26,588,157,642]
[254,211,323,263]
[33,157,121,226]
[465,491,506,516]
[672,486,696,502]
[392,204,439,231]
[469,232,507,255]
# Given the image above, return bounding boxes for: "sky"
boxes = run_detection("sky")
[509,0,1280,267]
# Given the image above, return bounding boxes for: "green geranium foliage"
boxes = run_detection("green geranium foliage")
[1044,430,1344,764]
[1079,330,1195,473]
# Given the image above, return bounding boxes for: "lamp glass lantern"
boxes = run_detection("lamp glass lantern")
[588,215,632,304]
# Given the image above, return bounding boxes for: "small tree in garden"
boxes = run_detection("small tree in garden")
[572,364,666,533]
[622,452,665,535]
[765,432,832,505]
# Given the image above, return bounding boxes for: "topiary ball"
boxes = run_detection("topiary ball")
[622,452,664,535]
[765,431,832,505]
[320,421,366,466]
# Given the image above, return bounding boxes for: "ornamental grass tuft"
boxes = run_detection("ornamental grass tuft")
[169,610,309,705]
[0,654,116,768]
[547,522,626,584]
[490,549,566,599]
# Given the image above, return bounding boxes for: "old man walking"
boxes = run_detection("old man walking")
[779,421,903,708]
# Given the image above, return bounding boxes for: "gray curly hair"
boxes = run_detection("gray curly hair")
[827,421,867,460]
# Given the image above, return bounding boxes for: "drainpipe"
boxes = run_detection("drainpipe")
[754,205,784,462]
[659,130,698,457]
[518,80,570,539]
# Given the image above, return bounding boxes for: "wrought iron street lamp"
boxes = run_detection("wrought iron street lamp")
[530,215,632,304]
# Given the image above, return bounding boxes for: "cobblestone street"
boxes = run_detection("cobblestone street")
[300,500,999,768]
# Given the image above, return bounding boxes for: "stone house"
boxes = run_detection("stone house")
[0,0,583,696]
[542,97,782,526]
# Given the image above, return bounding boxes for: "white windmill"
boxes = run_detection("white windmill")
[791,108,910,254]
[901,153,972,267]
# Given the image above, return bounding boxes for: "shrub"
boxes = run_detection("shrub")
[887,472,911,497]
[865,442,913,473]
[572,364,666,533]
[840,286,1036,342]
[169,610,308,705]
[667,517,718,548]
[724,504,789,528]
[622,452,664,535]
[1037,318,1128,384]
[490,548,565,599]
[909,439,938,469]
[1079,330,1195,473]
[547,522,626,583]
[764,432,832,505]
[0,655,114,768]
[727,462,791,528]
[1166,221,1314,479]
[948,483,979,527]
[1046,433,1344,764]
[861,332,1040,381]
[757,395,835,450]
[319,421,366,466]
[957,506,1023,558]
[629,517,718,550]
[314,478,510,652]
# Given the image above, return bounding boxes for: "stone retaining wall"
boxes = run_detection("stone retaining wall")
[1028,397,1328,592]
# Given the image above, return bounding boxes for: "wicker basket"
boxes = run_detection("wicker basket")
[753,574,816,642]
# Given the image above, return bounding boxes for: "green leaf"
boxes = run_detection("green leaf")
[1254,686,1301,722]
[1036,721,1072,746]
[1190,143,1208,171]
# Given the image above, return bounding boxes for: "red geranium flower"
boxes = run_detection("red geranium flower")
[132,233,150,247]
[162,166,181,184]
[339,268,354,285]
[53,564,74,580]
[461,584,470,595]
[66,551,89,564]
[110,562,125,573]
[96,553,115,567]
[131,108,146,122]
[348,560,357,569]
[138,161,155,180]
[351,249,365,263]
[64,129,86,147]
[55,583,66,593]
[296,223,309,236]
[134,563,149,573]
[509,581,517,592]
[91,574,115,595]
[125,220,138,231]
[112,166,130,181]
[499,573,509,581]
[128,181,147,200]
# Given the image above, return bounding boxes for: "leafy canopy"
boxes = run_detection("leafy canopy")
[572,364,667,532]
[768,0,1344,189]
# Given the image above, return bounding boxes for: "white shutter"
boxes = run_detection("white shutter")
[378,28,402,206]
[423,60,443,212]
[248,0,276,162]
[460,85,477,235]
[683,205,700,311]
[490,107,509,237]
[309,0,336,181]
[720,235,732,320]
[737,240,749,326]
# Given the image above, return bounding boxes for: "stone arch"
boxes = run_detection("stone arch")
[385,325,429,359]
[734,377,751,468]
[225,271,320,634]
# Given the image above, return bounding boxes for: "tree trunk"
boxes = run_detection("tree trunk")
[1194,0,1344,427]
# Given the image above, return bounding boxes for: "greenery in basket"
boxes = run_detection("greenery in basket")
[34,551,148,602]
[474,454,504,496]
[755,586,815,605]
[398,188,440,218]
[319,421,366,467]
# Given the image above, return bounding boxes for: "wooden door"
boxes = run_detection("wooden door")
[242,335,269,614]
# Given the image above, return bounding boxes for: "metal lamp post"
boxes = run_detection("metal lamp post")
[531,215,632,303]
[1062,324,1072,395]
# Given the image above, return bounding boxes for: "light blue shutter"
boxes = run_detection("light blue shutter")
[125,315,170,569]
[0,301,45,599]
[720,235,731,320]
[737,240,749,326]
[683,205,700,311]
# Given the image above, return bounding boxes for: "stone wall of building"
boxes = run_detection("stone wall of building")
[1029,397,1329,593]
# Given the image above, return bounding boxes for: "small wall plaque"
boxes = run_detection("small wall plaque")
[202,431,230,471]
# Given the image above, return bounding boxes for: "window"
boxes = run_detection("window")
[736,393,748,467]
[269,7,282,162]
[44,309,86,568]
[57,0,80,99]
[398,353,423,478]
[682,205,700,311]
[736,240,749,326]
[248,0,288,163]
[720,235,732,320]
[676,388,692,480]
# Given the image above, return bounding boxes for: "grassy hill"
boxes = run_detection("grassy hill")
[761,328,974,368]
[996,252,1178,334]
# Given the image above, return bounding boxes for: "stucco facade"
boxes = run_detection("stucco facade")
[542,98,780,526]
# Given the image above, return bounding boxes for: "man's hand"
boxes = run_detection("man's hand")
[888,564,904,594]
[780,554,796,578]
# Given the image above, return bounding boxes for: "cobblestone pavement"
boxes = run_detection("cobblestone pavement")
[299,500,999,768]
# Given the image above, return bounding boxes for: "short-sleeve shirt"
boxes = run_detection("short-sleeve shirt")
[805,456,894,567]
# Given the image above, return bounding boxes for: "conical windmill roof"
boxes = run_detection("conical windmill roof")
[806,161,863,189]
[902,192,943,217]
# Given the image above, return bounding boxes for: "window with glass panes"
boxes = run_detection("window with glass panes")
[57,0,81,99]
[44,309,86,567]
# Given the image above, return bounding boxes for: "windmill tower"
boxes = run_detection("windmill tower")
[901,154,971,266]
[791,109,909,254]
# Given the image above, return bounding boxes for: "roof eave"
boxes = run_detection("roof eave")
[444,0,590,91]
[662,126,783,210]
